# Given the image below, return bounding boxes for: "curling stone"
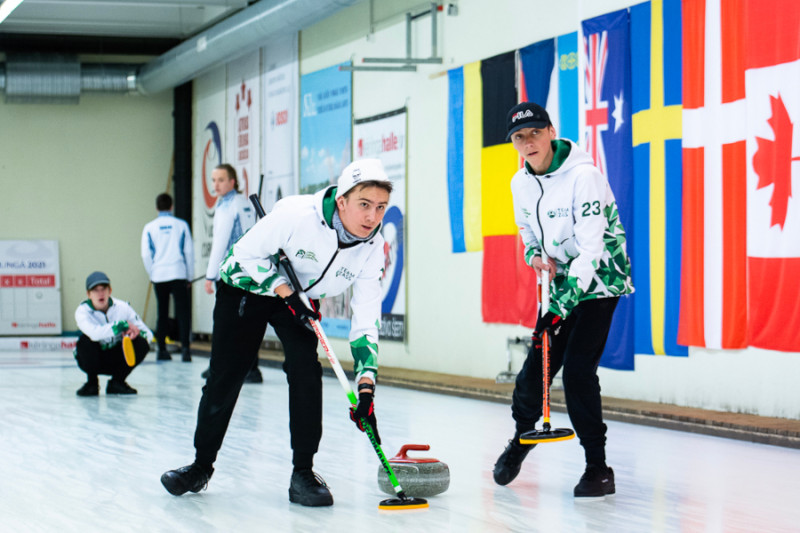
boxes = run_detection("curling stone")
[377,444,450,498]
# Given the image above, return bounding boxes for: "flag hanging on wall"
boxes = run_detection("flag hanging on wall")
[582,9,636,370]
[679,0,748,350]
[630,0,687,357]
[479,51,530,325]
[447,62,483,253]
[743,0,800,352]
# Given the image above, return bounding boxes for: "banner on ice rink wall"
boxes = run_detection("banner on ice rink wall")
[299,62,352,195]
[227,51,261,198]
[0,240,62,335]
[261,33,299,213]
[353,108,408,342]
[193,65,227,334]
[300,62,353,338]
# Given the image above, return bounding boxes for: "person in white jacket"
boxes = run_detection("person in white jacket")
[201,163,261,383]
[74,271,154,396]
[141,193,194,362]
[492,102,633,498]
[161,159,392,508]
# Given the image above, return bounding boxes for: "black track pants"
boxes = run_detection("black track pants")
[193,282,321,466]
[511,297,619,465]
[74,334,149,381]
[153,279,191,349]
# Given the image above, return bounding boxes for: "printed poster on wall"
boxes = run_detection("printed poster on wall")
[299,62,352,195]
[353,108,407,341]
[261,33,299,212]
[227,50,261,198]
[192,65,227,334]
[300,62,353,337]
[0,240,61,335]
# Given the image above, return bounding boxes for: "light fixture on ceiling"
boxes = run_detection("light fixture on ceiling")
[0,0,24,25]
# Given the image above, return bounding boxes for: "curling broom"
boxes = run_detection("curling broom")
[519,253,575,445]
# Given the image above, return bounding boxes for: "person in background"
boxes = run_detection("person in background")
[160,159,392,508]
[74,271,153,396]
[492,102,633,498]
[201,163,260,383]
[141,193,194,362]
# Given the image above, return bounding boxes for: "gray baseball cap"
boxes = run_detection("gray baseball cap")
[85,271,110,290]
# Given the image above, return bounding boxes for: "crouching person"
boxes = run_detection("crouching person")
[74,271,152,396]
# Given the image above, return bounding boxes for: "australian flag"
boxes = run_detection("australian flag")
[582,9,635,370]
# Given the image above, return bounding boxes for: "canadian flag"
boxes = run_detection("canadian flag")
[744,0,800,351]
[679,0,800,352]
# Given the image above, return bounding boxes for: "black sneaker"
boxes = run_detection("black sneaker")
[76,379,99,397]
[181,348,192,362]
[157,350,172,361]
[288,469,333,506]
[493,437,535,486]
[244,367,263,384]
[574,465,615,498]
[106,379,137,395]
[161,463,214,496]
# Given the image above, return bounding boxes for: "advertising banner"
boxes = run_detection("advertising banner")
[262,33,300,212]
[193,66,227,334]
[353,108,408,341]
[0,240,61,335]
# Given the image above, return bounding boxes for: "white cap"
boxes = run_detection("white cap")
[335,158,391,199]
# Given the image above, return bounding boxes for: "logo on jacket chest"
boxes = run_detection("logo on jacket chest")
[546,207,571,219]
[295,250,319,262]
[335,267,355,281]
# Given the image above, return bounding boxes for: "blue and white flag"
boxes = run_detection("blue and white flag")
[582,9,636,370]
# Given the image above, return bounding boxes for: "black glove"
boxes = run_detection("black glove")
[532,311,562,349]
[284,292,321,331]
[349,386,381,444]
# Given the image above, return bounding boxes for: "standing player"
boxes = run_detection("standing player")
[141,193,194,362]
[161,159,391,507]
[492,102,633,498]
[201,163,260,383]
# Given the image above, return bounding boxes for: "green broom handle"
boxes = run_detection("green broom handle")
[277,249,406,496]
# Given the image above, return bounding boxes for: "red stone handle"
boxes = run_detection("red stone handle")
[390,444,438,463]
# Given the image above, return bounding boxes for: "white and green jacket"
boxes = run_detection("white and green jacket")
[74,297,154,350]
[219,186,384,382]
[511,139,634,318]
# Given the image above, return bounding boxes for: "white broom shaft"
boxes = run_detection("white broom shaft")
[296,291,358,406]
[540,252,550,317]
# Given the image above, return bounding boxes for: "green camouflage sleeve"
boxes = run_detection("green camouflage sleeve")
[350,335,378,377]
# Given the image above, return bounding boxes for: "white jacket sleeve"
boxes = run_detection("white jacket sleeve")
[141,225,153,278]
[348,243,384,381]
[121,301,154,342]
[182,221,194,281]
[206,203,235,280]
[513,200,541,267]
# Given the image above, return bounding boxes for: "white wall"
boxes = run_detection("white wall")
[291,0,800,419]
[0,87,174,331]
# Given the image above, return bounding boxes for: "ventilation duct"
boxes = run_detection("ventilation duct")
[4,53,81,104]
[0,0,359,101]
[136,0,360,95]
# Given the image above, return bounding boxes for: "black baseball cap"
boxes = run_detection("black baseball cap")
[506,102,551,140]
[85,271,110,290]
